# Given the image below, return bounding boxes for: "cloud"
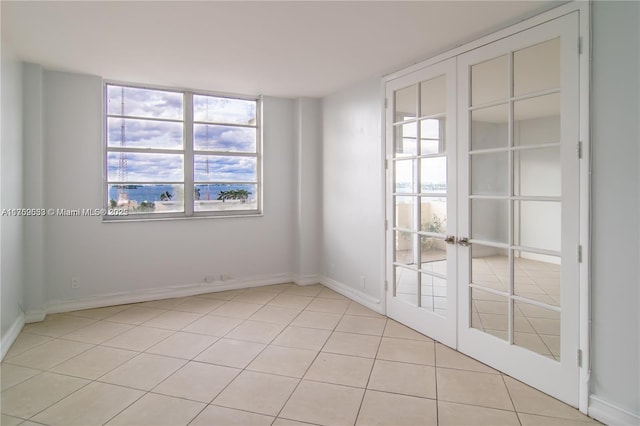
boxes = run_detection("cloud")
[107,85,183,120]
[194,155,256,182]
[108,152,183,182]
[108,117,183,149]
[107,85,256,126]
[108,152,257,184]
[193,124,255,152]
[193,95,256,125]
[106,85,258,185]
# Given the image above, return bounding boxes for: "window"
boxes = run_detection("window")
[105,83,260,219]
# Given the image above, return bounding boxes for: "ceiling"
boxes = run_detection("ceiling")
[2,1,560,98]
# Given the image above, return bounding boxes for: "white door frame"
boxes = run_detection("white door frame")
[382,1,591,413]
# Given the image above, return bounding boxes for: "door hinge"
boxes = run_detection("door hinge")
[577,349,583,367]
[385,159,389,170]
[577,141,582,159]
[385,280,388,291]
[385,220,388,231]
[384,98,388,109]
[577,245,583,263]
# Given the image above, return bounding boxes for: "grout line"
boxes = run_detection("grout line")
[2,332,56,360]
[100,388,151,425]
[434,340,440,425]
[270,288,346,422]
[437,397,528,414]
[19,371,95,423]
[192,403,283,424]
[188,285,307,420]
[501,373,524,426]
[361,387,439,402]
[352,317,387,425]
[185,403,209,426]
[272,414,324,426]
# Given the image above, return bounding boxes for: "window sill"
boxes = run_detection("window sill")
[102,211,263,223]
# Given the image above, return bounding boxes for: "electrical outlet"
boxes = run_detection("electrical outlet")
[71,277,80,289]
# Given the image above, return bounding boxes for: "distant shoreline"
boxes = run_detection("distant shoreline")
[108,183,256,204]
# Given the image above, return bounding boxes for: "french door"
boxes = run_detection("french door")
[386,12,581,405]
[457,13,580,406]
[385,58,457,347]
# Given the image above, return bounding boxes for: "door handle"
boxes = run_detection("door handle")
[445,235,456,244]
[457,237,470,247]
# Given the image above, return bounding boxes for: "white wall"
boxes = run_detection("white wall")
[293,98,322,284]
[322,77,384,307]
[21,69,297,313]
[590,0,640,420]
[1,39,25,353]
[22,63,46,316]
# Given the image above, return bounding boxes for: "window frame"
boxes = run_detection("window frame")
[103,81,262,221]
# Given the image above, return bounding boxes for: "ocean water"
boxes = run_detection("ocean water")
[108,184,256,204]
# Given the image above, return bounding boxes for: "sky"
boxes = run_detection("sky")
[107,85,257,183]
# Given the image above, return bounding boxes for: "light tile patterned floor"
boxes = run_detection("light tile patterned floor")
[1,283,599,426]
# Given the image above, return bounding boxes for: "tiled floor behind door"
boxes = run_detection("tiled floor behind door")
[1,283,598,425]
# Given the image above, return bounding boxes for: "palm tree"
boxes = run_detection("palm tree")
[217,189,251,202]
[136,201,155,212]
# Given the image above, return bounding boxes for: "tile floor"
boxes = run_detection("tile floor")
[1,283,599,426]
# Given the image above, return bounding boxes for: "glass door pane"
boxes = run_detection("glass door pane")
[393,74,450,310]
[387,57,457,346]
[466,36,565,360]
[514,38,560,96]
[471,55,509,106]
[395,85,417,121]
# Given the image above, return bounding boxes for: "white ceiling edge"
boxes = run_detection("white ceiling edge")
[2,1,562,98]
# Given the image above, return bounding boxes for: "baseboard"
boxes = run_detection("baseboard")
[1,313,25,361]
[589,395,640,426]
[43,273,296,316]
[320,276,384,314]
[293,274,321,286]
[25,310,46,323]
[24,274,383,322]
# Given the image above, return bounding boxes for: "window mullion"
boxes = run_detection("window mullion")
[184,91,194,216]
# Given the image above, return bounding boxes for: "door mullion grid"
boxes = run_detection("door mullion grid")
[392,143,400,300]
[507,50,515,346]
[184,92,194,217]
[415,84,423,308]
[390,90,396,300]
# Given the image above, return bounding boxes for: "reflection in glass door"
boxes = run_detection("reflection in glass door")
[467,39,563,358]
[458,13,580,405]
[386,58,456,347]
